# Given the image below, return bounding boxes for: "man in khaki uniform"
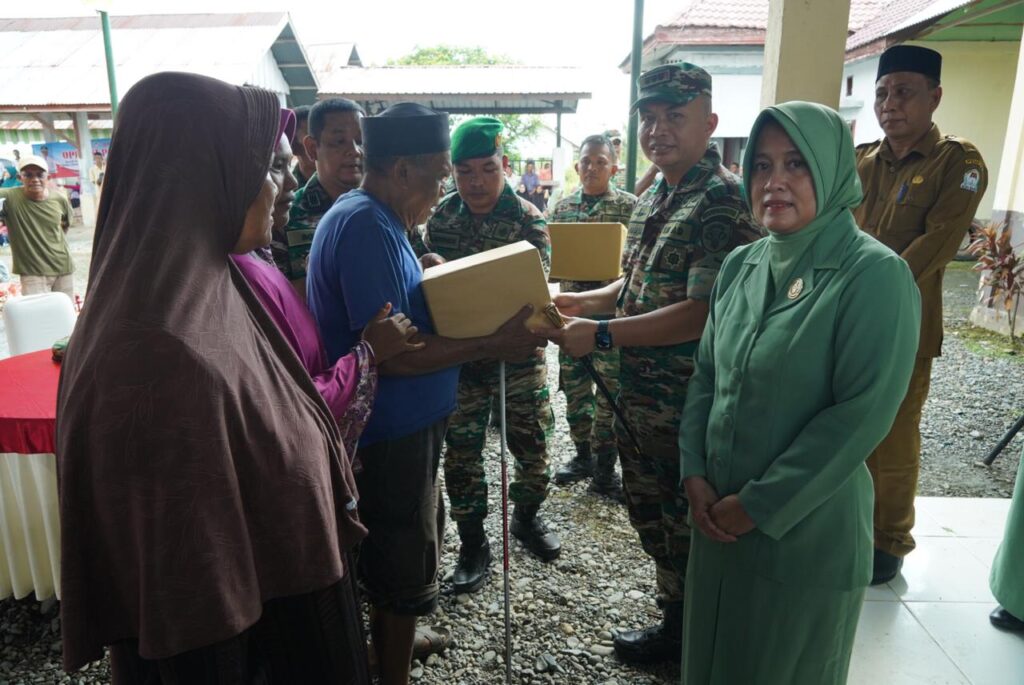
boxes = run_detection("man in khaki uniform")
[854,45,987,584]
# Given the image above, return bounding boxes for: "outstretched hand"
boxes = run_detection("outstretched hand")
[535,316,598,358]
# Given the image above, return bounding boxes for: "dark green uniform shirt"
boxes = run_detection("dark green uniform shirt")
[272,173,335,279]
[416,182,550,376]
[617,144,761,441]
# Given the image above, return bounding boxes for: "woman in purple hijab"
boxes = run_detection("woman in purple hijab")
[233,109,420,458]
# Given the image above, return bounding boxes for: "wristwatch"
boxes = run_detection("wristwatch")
[595,320,613,350]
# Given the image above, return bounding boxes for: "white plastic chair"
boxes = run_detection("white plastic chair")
[3,293,76,356]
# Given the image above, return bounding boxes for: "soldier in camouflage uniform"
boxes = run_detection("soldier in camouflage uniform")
[415,117,560,594]
[548,134,637,501]
[544,63,760,664]
[271,98,364,286]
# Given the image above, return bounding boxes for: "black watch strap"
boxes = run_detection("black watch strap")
[595,320,613,350]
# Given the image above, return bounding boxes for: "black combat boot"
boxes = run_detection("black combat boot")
[510,504,561,561]
[452,520,491,594]
[613,600,683,664]
[588,450,625,503]
[553,441,593,485]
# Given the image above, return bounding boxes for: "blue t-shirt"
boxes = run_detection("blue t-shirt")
[307,189,459,446]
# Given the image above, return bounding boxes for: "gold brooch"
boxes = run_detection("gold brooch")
[787,278,804,300]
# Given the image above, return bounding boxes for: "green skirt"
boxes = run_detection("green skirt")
[683,533,865,685]
[991,446,1024,618]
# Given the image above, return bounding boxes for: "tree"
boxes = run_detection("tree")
[388,45,542,157]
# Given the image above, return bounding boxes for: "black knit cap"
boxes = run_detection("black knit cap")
[877,45,942,83]
[361,102,451,158]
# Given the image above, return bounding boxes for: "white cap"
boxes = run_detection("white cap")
[17,155,49,173]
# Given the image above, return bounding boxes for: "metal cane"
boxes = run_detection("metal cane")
[498,361,513,684]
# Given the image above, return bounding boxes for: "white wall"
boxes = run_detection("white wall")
[842,56,884,144]
[923,41,1018,220]
[660,46,765,139]
[248,50,290,104]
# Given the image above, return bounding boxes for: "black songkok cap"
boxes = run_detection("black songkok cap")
[361,102,451,158]
[877,45,942,83]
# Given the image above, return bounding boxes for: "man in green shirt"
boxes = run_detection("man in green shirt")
[414,117,560,595]
[548,134,636,500]
[0,155,74,297]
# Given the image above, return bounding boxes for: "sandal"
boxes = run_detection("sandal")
[412,625,453,660]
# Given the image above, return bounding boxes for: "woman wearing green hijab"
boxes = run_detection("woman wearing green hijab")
[678,102,921,684]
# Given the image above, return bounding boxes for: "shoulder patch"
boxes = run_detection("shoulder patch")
[701,222,732,253]
[960,168,981,193]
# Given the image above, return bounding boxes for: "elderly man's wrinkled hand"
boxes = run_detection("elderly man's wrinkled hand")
[419,253,445,270]
[489,305,547,362]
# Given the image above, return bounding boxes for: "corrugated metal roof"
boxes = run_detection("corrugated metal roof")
[0,13,318,110]
[319,66,592,114]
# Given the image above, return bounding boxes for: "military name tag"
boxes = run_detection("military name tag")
[787,278,804,300]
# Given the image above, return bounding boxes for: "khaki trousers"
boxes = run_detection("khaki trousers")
[867,356,933,557]
[20,273,74,299]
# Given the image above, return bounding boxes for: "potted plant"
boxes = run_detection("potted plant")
[970,221,1024,345]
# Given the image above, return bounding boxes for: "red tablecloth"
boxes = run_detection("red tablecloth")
[0,350,61,454]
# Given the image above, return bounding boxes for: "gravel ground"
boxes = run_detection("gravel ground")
[1,242,1020,684]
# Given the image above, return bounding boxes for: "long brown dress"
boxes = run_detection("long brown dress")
[56,72,369,683]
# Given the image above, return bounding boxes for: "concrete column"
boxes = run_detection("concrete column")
[970,37,1024,336]
[761,0,853,109]
[73,112,97,227]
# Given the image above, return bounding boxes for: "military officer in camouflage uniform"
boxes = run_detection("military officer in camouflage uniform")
[854,45,988,585]
[414,117,560,594]
[272,98,365,287]
[548,134,637,501]
[543,64,760,664]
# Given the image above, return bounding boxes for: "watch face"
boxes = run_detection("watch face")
[595,331,613,350]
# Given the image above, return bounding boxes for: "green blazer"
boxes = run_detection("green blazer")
[680,218,920,590]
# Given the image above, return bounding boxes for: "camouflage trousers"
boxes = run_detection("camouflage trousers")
[616,398,691,605]
[558,347,619,460]
[445,353,554,523]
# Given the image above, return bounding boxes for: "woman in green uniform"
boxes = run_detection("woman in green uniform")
[990,448,1024,631]
[678,101,921,684]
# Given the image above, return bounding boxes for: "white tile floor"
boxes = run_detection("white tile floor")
[848,497,1024,685]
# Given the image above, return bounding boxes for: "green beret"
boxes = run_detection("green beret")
[451,117,504,164]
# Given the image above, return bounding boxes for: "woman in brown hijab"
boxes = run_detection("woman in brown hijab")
[56,72,370,684]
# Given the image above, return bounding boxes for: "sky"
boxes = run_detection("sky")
[10,0,686,148]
